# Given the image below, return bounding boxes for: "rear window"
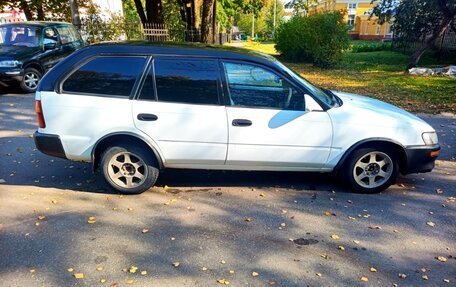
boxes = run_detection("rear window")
[62,56,147,97]
[145,58,219,105]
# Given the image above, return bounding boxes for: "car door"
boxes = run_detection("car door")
[132,57,228,166]
[55,25,83,56]
[39,27,60,71]
[222,60,333,170]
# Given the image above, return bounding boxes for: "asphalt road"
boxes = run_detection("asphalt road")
[0,90,455,287]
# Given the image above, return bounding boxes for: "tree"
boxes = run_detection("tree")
[133,0,164,25]
[201,0,215,43]
[373,0,456,69]
[0,0,75,21]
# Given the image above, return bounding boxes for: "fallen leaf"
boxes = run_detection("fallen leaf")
[141,270,147,275]
[353,240,360,245]
[74,273,84,279]
[126,279,134,284]
[422,275,429,280]
[100,279,107,283]
[325,211,331,216]
[202,267,208,271]
[331,234,340,240]
[338,246,345,251]
[96,266,103,271]
[67,268,74,272]
[370,267,377,272]
[37,215,46,220]
[217,278,230,285]
[127,207,133,211]
[172,262,180,268]
[436,188,443,194]
[87,217,96,224]
[320,254,331,259]
[252,271,259,277]
[443,279,450,283]
[316,273,322,277]
[259,193,266,197]
[244,217,252,222]
[229,270,235,274]
[129,266,138,273]
[368,226,382,230]
[142,228,149,234]
[437,256,447,262]
[221,260,226,264]
[398,273,407,279]
[30,269,36,273]
[426,221,435,227]
[360,276,369,282]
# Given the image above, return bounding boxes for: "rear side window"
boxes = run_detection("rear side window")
[151,58,219,105]
[62,56,147,97]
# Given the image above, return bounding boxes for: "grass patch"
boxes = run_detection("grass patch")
[235,42,456,113]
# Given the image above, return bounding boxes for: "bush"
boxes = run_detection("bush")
[351,41,392,53]
[275,12,350,67]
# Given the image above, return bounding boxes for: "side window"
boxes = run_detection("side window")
[62,56,147,97]
[152,58,219,105]
[43,28,58,45]
[56,26,74,44]
[223,62,304,110]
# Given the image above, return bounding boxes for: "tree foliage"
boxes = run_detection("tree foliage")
[0,0,81,20]
[372,0,456,69]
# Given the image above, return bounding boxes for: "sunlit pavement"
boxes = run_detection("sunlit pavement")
[1,91,455,287]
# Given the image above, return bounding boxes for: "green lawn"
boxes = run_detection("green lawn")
[237,42,456,113]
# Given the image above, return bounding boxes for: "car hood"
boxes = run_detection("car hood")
[330,91,434,131]
[0,45,41,61]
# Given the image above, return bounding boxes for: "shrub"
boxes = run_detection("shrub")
[275,12,350,67]
[351,42,392,53]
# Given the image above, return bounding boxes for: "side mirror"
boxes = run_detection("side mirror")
[44,42,56,50]
[304,94,324,112]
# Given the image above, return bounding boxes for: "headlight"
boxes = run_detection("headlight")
[422,132,438,145]
[0,60,21,68]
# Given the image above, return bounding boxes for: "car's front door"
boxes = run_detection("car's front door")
[133,57,228,167]
[222,61,333,170]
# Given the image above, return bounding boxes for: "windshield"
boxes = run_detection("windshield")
[274,60,337,107]
[0,26,41,47]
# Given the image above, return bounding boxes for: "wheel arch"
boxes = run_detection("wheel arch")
[23,61,45,74]
[333,138,408,175]
[92,132,164,171]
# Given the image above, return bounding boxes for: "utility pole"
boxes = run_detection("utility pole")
[69,0,81,29]
[251,14,255,39]
[273,0,277,37]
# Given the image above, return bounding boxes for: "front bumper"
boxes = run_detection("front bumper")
[403,144,440,174]
[34,131,67,159]
[0,68,23,83]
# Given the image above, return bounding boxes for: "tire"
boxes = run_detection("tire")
[20,67,42,93]
[342,147,399,193]
[100,144,159,194]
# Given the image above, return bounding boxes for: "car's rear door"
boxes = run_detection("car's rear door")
[222,60,333,170]
[132,57,228,166]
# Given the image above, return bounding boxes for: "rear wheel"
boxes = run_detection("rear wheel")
[20,67,42,93]
[343,147,399,193]
[101,145,159,194]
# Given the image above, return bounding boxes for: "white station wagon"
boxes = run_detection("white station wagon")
[34,43,440,194]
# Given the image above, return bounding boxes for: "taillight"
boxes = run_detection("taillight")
[35,100,46,128]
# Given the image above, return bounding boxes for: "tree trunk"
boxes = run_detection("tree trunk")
[19,0,33,20]
[406,9,454,69]
[36,3,44,20]
[146,0,164,24]
[69,0,81,29]
[212,0,217,44]
[133,0,148,25]
[201,0,214,43]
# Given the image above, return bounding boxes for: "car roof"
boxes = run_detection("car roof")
[88,41,278,63]
[0,21,72,28]
[38,41,282,92]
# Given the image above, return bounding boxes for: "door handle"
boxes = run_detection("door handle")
[137,113,158,121]
[232,119,252,127]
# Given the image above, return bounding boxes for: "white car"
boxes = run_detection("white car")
[34,43,440,194]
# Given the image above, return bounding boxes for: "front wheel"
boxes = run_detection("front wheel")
[343,148,399,193]
[20,67,42,93]
[101,145,159,194]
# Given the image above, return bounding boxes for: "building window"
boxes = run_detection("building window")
[376,25,380,35]
[387,22,393,34]
[347,15,356,31]
[348,3,357,9]
[365,22,369,35]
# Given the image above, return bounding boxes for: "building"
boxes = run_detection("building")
[286,0,393,40]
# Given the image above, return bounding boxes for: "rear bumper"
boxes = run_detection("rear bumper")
[34,131,67,159]
[403,144,440,174]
